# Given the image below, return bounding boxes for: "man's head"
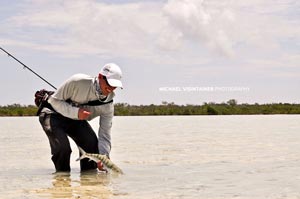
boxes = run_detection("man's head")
[98,63,123,96]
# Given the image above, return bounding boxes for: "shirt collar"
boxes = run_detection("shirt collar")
[94,77,107,101]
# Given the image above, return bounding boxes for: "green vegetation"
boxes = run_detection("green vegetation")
[114,100,300,116]
[1,100,300,116]
[0,104,38,116]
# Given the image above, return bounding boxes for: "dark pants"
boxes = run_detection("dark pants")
[39,112,98,172]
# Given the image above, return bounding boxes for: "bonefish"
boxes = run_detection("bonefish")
[76,147,124,174]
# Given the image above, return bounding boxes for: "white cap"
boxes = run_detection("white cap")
[99,63,123,88]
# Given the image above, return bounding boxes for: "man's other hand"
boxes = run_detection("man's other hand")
[78,108,91,120]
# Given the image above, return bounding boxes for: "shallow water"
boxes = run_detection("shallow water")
[1,115,300,199]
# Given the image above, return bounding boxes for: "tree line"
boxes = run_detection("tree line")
[0,104,38,116]
[1,100,300,116]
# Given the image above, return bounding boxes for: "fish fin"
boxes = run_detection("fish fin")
[76,146,87,161]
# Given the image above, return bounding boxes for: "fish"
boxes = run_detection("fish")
[76,147,124,174]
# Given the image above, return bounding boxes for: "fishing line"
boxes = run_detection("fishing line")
[0,47,57,90]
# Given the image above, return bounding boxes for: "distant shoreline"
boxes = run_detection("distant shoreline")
[1,101,300,116]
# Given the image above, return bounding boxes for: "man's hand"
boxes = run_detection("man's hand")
[97,161,107,172]
[78,108,91,120]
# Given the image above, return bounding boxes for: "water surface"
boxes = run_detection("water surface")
[0,115,300,198]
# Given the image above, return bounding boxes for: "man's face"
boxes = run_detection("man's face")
[99,75,116,96]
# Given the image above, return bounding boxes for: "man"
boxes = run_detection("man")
[38,63,123,172]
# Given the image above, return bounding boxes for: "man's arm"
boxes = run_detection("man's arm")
[47,77,80,119]
[98,103,114,155]
[48,96,80,119]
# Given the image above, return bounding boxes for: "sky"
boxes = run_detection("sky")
[0,0,299,105]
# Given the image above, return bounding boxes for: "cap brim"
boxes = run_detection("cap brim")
[107,78,123,88]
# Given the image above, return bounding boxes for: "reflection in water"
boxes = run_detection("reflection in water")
[34,171,112,198]
[48,172,72,199]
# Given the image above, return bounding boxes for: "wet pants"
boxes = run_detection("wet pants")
[39,112,98,172]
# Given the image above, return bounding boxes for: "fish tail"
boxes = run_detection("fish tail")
[100,156,124,174]
[112,165,124,174]
[76,146,87,161]
[76,149,124,174]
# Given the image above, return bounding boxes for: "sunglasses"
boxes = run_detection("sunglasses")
[103,76,116,89]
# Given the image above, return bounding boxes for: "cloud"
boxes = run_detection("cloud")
[160,0,235,57]
[160,0,300,58]
[3,1,164,58]
[0,0,299,66]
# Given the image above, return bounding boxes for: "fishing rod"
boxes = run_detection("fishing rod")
[0,46,57,90]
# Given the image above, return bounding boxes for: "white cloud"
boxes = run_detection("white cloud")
[161,0,235,57]
[4,1,164,58]
[0,0,299,66]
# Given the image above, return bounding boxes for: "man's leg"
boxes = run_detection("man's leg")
[39,113,72,172]
[68,120,98,171]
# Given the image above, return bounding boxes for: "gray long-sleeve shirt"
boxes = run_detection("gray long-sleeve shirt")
[46,74,115,155]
